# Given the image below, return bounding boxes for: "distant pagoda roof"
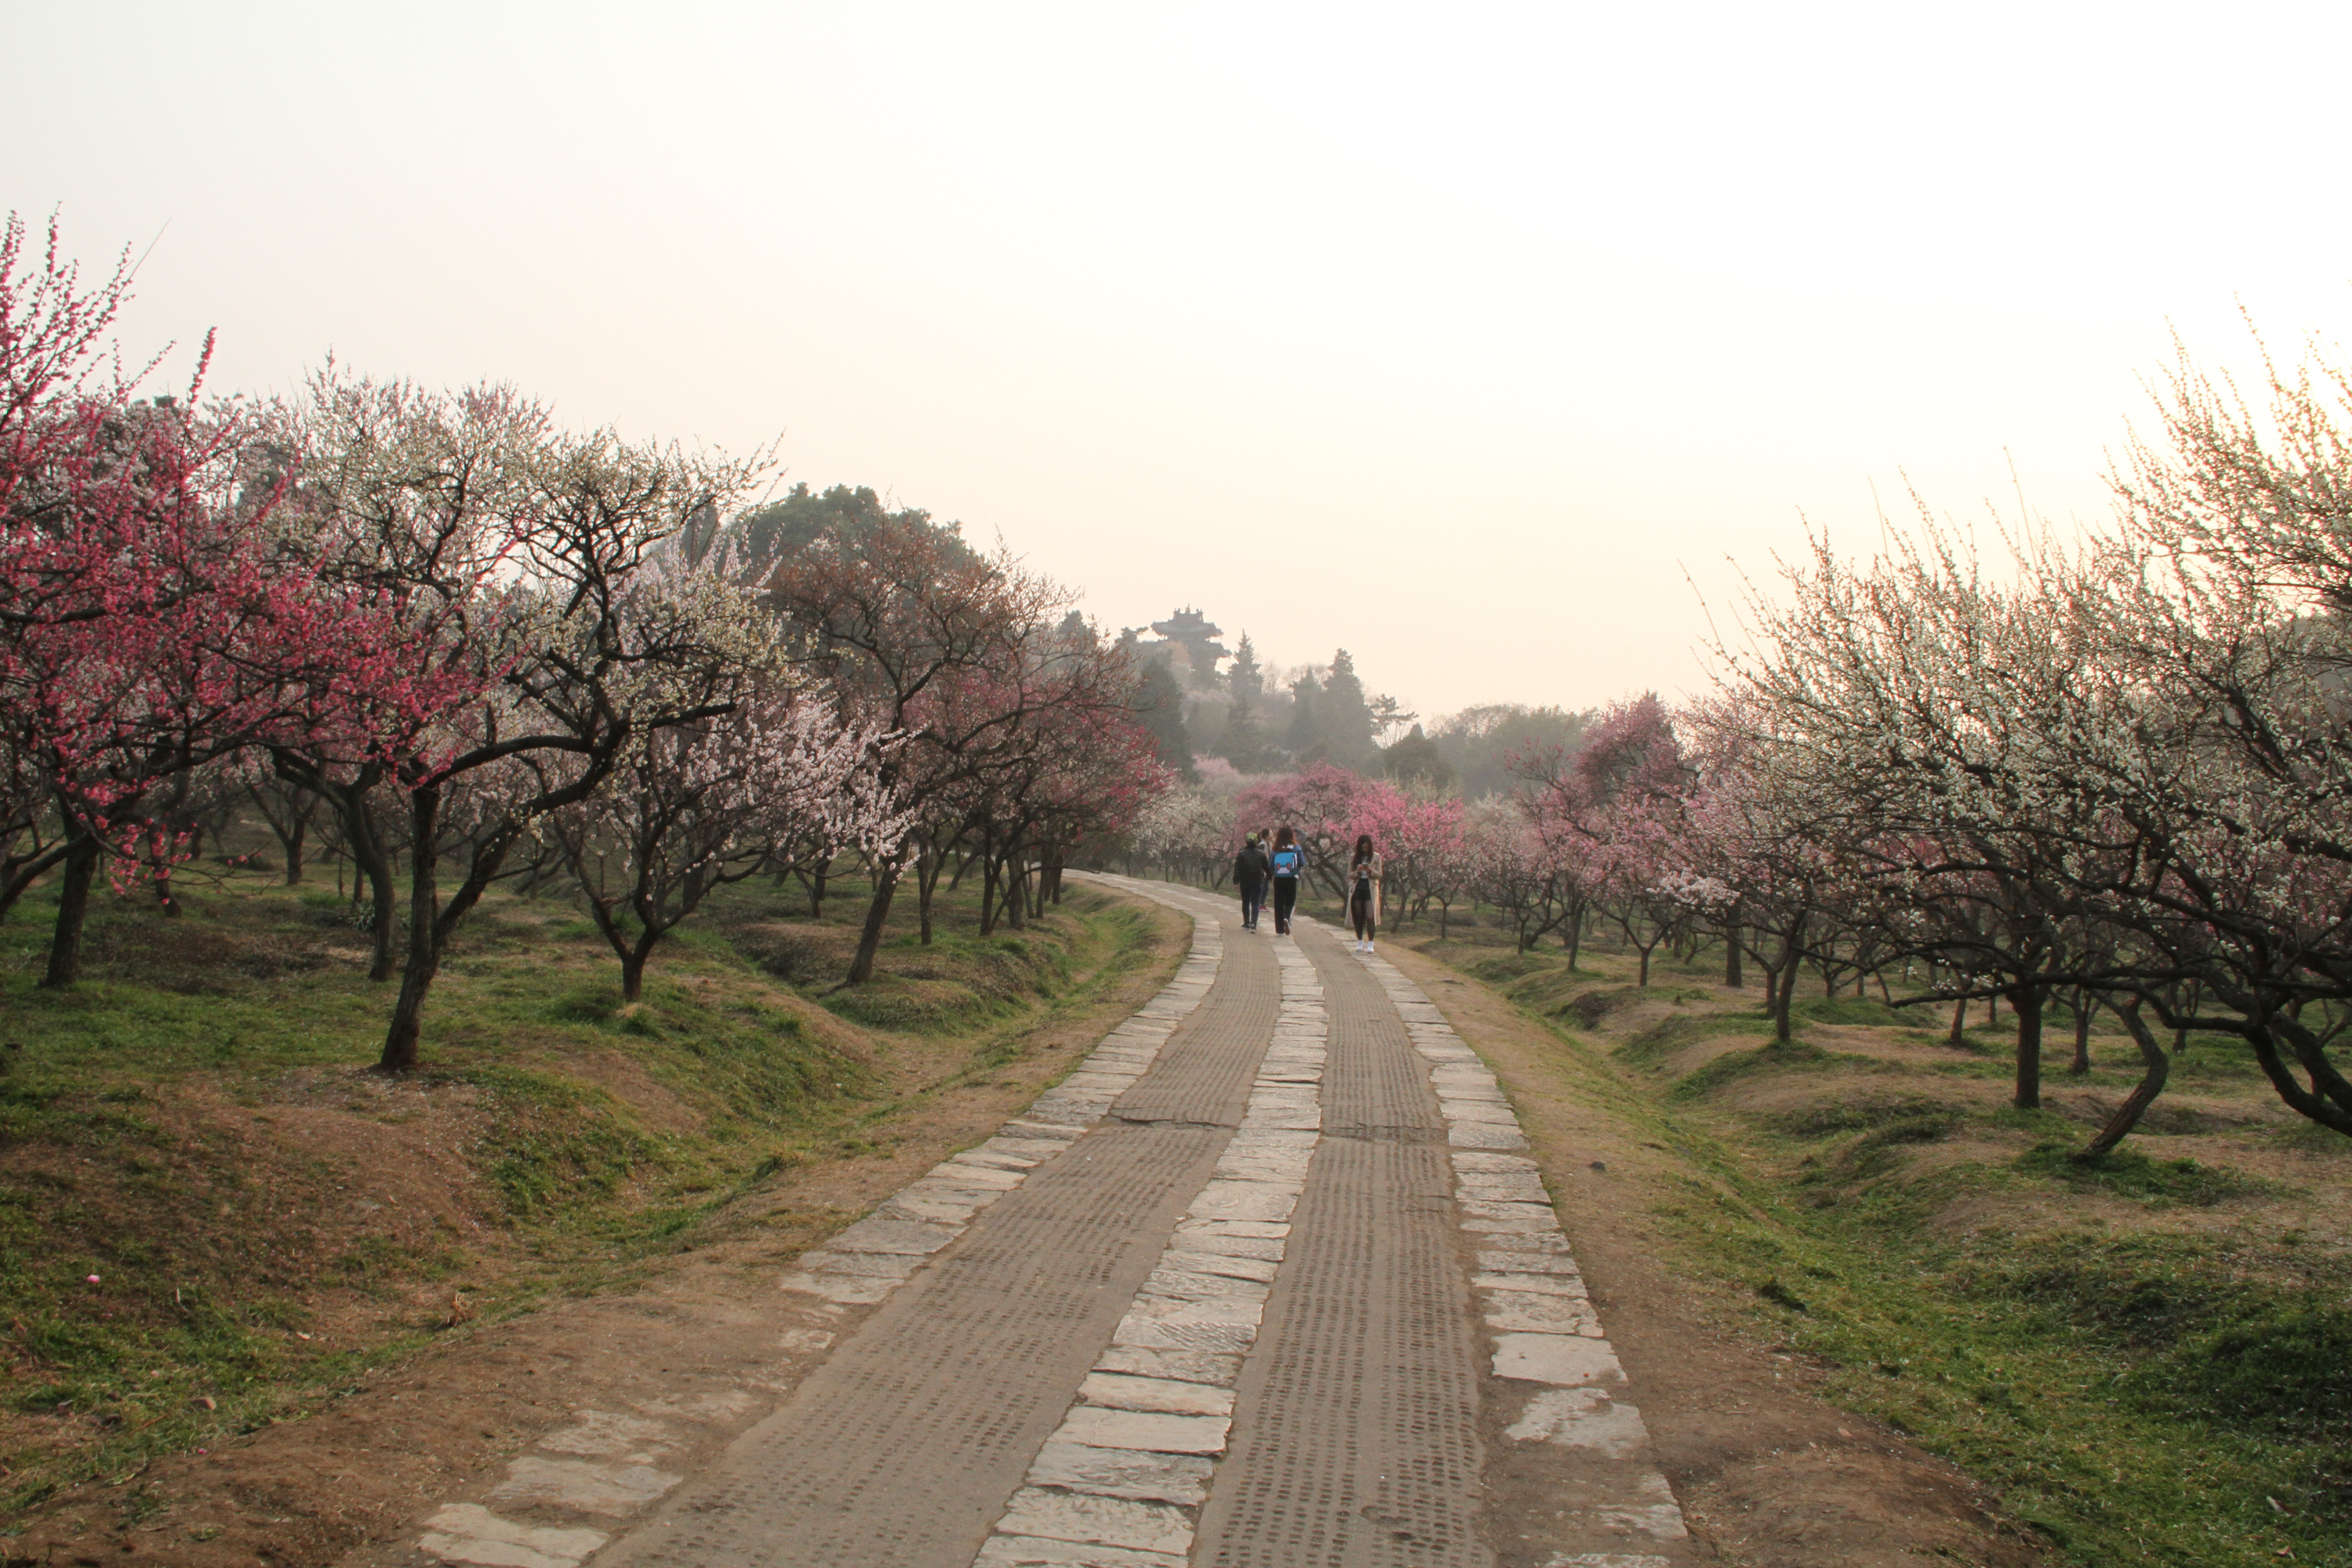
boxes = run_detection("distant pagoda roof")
[1149,606,1230,667]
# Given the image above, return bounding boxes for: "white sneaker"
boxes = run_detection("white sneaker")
[1366,941,1375,953]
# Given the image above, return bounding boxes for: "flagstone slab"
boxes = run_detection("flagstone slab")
[773,1270,894,1303]
[1093,1345,1244,1387]
[793,1249,927,1278]
[1185,1182,1299,1223]
[1474,1270,1589,1297]
[1027,1440,1216,1506]
[485,1456,682,1516]
[1492,1333,1627,1387]
[1056,1405,1232,1454]
[417,1506,608,1568]
[1449,1122,1532,1149]
[995,1487,1195,1555]
[1485,1289,1605,1335]
[1156,1247,1279,1283]
[1504,1387,1654,1458]
[823,1218,964,1254]
[1452,1151,1544,1174]
[1079,1371,1236,1417]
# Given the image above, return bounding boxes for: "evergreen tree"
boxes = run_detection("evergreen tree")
[1323,648,1376,768]
[1431,705,1589,801]
[1134,656,1196,781]
[1221,633,1265,770]
[1228,633,1264,710]
[1224,703,1263,772]
[1381,724,1455,793]
[722,482,962,574]
[1286,671,1323,764]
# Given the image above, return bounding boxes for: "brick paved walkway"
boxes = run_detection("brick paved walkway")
[407,877,1699,1568]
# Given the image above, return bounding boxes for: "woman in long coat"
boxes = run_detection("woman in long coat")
[1347,833,1383,952]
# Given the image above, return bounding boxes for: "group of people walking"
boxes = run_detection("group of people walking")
[1230,828,1382,952]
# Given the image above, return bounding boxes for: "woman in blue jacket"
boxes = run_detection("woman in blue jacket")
[1268,826,1304,936]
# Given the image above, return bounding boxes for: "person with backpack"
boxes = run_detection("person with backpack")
[1232,833,1272,932]
[1347,833,1383,952]
[1268,825,1304,936]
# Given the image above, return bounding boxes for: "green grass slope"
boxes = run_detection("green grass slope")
[0,867,1162,1519]
[1384,911,2352,1567]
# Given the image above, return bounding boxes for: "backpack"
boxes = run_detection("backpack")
[1271,846,1302,879]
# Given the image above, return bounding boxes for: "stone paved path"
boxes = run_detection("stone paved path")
[408,877,1702,1568]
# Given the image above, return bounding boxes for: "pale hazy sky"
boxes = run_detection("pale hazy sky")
[10,2,2352,721]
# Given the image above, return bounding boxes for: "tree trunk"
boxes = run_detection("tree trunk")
[809,864,827,919]
[1001,857,1028,930]
[364,844,398,980]
[916,847,939,946]
[621,943,650,1004]
[1565,908,1583,970]
[283,814,305,886]
[275,764,397,979]
[0,840,72,930]
[380,786,444,1072]
[40,831,103,990]
[317,778,397,980]
[1949,993,1968,1047]
[2085,1003,2171,1155]
[2246,1013,2352,1133]
[998,861,1017,929]
[846,864,901,985]
[2011,982,2043,1111]
[1724,924,1743,988]
[2070,989,2094,1076]
[1771,919,1803,1043]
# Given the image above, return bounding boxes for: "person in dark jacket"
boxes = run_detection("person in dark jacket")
[1232,834,1271,932]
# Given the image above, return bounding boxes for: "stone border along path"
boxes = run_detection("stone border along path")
[1333,931,1693,1568]
[405,874,1693,1568]
[968,923,1327,1567]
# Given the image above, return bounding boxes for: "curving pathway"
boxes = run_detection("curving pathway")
[407,877,1697,1568]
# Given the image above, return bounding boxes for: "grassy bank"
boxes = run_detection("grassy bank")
[1348,896,2352,1567]
[0,864,1166,1520]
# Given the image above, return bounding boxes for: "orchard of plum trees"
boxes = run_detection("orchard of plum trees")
[20,203,2352,1156]
[0,215,1169,1069]
[1131,332,2352,1155]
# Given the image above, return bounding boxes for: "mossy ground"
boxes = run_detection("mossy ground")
[0,859,1157,1523]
